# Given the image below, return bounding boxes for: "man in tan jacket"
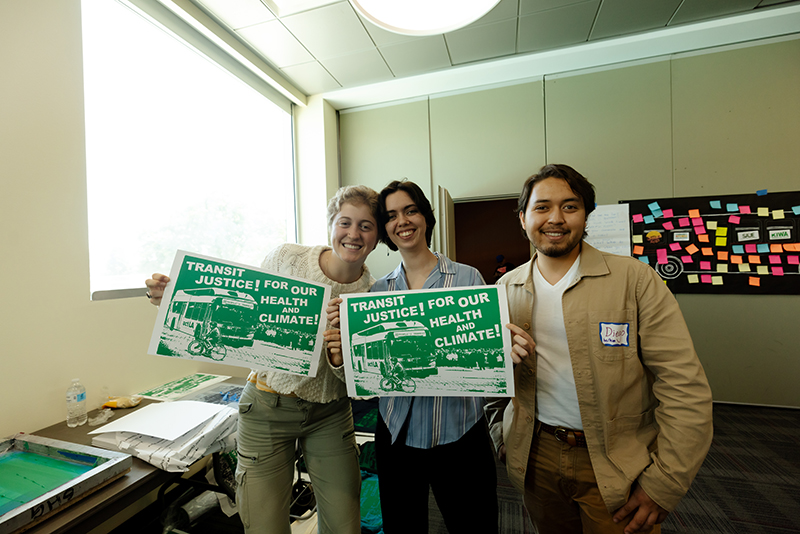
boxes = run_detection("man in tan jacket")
[486,164,713,534]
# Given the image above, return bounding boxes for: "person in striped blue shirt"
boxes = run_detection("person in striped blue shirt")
[370,179,532,533]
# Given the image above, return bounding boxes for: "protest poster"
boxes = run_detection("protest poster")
[148,251,331,377]
[340,285,514,397]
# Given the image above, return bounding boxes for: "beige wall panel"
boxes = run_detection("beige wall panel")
[429,82,545,199]
[339,99,431,278]
[672,38,800,196]
[0,0,247,439]
[671,38,800,406]
[545,60,674,206]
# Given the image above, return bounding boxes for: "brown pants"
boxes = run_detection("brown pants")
[524,431,660,534]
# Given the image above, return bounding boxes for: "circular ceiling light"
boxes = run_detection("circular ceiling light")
[350,0,502,36]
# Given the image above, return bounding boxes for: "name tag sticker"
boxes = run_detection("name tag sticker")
[599,322,629,347]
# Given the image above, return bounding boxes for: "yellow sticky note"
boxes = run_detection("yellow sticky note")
[757,207,769,217]
[757,265,769,275]
[738,263,751,272]
[716,226,727,236]
[773,209,785,220]
[712,276,723,285]
[687,274,699,284]
[632,235,643,243]
[716,264,728,273]
[707,221,717,230]
[715,237,727,247]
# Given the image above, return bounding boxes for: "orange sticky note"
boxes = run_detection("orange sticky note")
[633,245,644,255]
[685,244,699,255]
[770,244,783,253]
[731,255,742,264]
[701,247,713,256]
[688,209,700,218]
[698,234,710,243]
[748,255,761,264]
[749,277,760,287]
[717,251,729,261]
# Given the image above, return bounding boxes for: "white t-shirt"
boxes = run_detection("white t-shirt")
[532,255,584,429]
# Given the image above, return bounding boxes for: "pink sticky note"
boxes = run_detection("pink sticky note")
[788,256,800,265]
[740,206,751,214]
[669,243,682,251]
[663,221,674,230]
[700,261,711,270]
[745,244,757,254]
[691,217,704,226]
[681,256,693,264]
[695,225,706,235]
[769,255,781,264]
[772,266,784,276]
[728,215,741,224]
[701,275,712,284]
[679,218,690,227]
[656,249,668,264]
[632,214,644,223]
[662,209,674,218]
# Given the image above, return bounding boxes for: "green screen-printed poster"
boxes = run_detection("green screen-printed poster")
[340,286,514,397]
[147,251,331,377]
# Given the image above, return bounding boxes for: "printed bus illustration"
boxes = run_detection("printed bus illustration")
[165,288,257,347]
[351,321,437,378]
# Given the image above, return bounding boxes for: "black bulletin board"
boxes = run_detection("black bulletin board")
[622,191,800,294]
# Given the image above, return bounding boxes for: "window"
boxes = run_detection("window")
[81,0,295,299]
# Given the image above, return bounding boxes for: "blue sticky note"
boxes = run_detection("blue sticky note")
[648,201,661,213]
[644,215,655,224]
[757,243,769,253]
[793,205,800,215]
[726,203,739,212]
[710,200,721,209]
[638,256,650,265]
[756,189,768,196]
[652,209,663,218]
[732,245,745,254]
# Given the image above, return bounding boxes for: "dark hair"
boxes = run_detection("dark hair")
[378,179,436,251]
[516,164,596,218]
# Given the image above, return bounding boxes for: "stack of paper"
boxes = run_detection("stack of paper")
[89,401,237,472]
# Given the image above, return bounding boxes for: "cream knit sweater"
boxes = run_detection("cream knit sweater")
[247,243,374,403]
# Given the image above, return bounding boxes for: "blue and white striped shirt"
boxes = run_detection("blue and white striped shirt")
[372,253,486,448]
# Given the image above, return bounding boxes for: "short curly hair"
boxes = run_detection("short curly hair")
[326,185,382,237]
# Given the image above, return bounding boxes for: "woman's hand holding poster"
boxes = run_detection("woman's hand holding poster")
[340,286,514,397]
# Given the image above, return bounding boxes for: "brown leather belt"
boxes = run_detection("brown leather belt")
[538,422,587,447]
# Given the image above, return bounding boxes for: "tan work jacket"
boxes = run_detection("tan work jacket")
[486,242,713,512]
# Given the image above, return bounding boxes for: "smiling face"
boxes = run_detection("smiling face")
[520,177,586,262]
[383,190,428,254]
[330,201,379,266]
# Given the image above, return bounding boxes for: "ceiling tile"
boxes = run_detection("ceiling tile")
[590,0,682,40]
[320,48,395,87]
[281,2,375,60]
[280,61,341,94]
[520,0,592,16]
[670,0,761,26]
[446,18,518,65]
[194,0,275,30]
[470,0,521,25]
[356,12,420,47]
[379,36,451,77]
[237,19,314,68]
[518,0,599,53]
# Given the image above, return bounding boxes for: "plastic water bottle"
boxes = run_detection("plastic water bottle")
[66,379,87,427]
